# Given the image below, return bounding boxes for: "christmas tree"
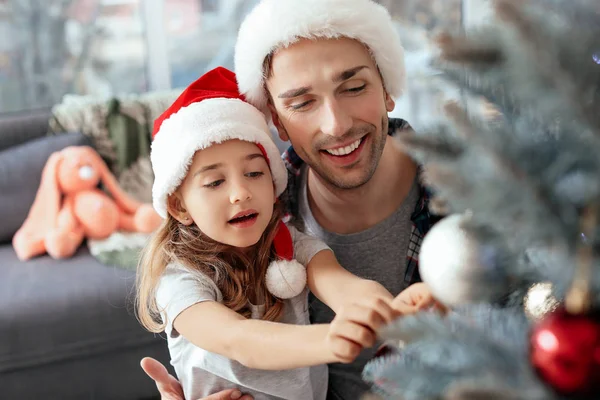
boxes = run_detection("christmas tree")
[364,0,600,399]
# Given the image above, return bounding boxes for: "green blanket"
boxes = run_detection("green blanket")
[48,90,182,268]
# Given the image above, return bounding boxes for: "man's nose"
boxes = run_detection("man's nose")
[320,99,352,137]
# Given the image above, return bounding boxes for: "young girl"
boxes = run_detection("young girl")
[136,67,430,400]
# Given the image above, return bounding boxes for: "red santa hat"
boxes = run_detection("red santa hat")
[151,66,287,219]
[151,67,305,299]
[234,0,406,111]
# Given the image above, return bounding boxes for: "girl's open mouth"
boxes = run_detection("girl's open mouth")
[228,213,259,227]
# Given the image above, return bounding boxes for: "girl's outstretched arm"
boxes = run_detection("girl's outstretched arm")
[174,288,394,370]
[174,301,340,370]
[306,250,443,316]
[306,249,394,314]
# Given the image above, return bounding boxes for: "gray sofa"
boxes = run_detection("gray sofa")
[0,109,172,399]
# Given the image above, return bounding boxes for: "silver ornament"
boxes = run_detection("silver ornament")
[419,213,508,307]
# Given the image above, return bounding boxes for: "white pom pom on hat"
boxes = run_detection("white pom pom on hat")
[266,221,307,299]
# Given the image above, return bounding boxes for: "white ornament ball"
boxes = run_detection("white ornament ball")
[419,213,506,307]
[265,259,307,299]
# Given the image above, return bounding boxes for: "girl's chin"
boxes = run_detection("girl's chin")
[225,236,262,250]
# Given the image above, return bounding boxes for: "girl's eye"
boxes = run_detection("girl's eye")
[246,171,264,178]
[346,84,366,93]
[290,100,313,110]
[203,179,224,188]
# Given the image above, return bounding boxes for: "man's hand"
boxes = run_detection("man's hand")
[140,357,253,400]
[326,296,396,364]
[392,283,448,314]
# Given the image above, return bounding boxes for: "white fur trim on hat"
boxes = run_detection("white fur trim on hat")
[234,0,405,111]
[265,258,307,299]
[151,97,288,218]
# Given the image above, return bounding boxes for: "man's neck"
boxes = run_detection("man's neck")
[307,136,417,234]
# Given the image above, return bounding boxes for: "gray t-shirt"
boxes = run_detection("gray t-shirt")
[297,166,419,400]
[156,225,330,400]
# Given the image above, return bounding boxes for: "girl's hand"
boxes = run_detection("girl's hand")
[326,296,396,363]
[391,283,448,315]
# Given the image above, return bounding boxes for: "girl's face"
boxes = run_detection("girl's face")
[171,139,276,248]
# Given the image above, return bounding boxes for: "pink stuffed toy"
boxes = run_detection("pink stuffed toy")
[13,145,163,260]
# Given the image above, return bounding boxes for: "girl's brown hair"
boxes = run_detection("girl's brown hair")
[136,201,285,333]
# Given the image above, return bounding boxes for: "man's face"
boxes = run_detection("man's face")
[266,37,396,189]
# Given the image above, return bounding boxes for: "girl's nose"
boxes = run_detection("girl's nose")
[230,183,252,204]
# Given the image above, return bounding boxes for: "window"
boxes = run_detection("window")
[0,0,148,113]
[163,0,258,89]
[0,0,475,118]
[383,0,464,129]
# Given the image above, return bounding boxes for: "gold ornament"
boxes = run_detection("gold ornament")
[526,203,598,321]
[524,282,560,321]
[565,202,597,315]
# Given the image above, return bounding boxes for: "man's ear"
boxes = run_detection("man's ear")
[384,90,396,113]
[167,193,193,225]
[268,102,290,142]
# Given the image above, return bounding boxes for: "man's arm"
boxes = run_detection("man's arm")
[140,357,254,400]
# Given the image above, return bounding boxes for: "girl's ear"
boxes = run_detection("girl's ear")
[167,193,193,225]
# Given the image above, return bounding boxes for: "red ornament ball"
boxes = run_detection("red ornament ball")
[530,308,600,397]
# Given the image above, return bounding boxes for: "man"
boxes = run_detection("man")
[143,0,438,399]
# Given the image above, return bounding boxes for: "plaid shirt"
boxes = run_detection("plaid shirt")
[280,118,439,285]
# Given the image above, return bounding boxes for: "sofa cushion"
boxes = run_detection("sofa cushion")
[0,132,92,244]
[0,244,161,373]
[0,108,52,151]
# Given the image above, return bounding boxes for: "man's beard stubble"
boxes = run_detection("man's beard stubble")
[292,115,389,191]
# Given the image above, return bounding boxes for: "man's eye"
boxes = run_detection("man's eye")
[290,100,312,110]
[203,179,224,188]
[346,84,366,93]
